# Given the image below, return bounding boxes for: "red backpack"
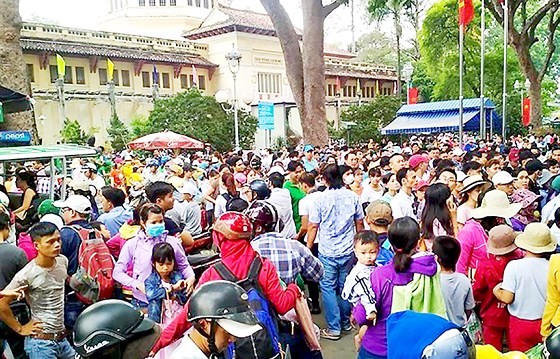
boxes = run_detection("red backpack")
[67,226,115,304]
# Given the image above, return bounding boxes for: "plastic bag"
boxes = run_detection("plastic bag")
[525,343,544,359]
[465,312,484,344]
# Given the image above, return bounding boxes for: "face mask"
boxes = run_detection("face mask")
[146,223,165,238]
[343,174,355,185]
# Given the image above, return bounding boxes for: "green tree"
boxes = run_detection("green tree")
[107,115,130,151]
[355,30,398,66]
[339,96,401,144]
[148,90,258,152]
[418,0,557,135]
[60,118,88,145]
[129,114,151,138]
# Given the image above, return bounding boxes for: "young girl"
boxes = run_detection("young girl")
[380,173,400,204]
[145,242,188,326]
[457,175,491,230]
[494,222,556,352]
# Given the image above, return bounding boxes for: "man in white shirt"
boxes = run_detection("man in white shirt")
[171,282,261,359]
[266,172,297,239]
[83,163,106,192]
[391,167,419,221]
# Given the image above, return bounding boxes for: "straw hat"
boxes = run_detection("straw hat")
[459,175,492,195]
[515,222,557,254]
[487,225,518,255]
[471,190,522,219]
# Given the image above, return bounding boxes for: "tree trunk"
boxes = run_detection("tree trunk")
[0,0,39,143]
[259,0,306,121]
[510,36,542,127]
[301,0,328,146]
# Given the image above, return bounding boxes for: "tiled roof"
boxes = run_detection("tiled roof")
[184,6,302,39]
[324,63,398,81]
[21,38,218,67]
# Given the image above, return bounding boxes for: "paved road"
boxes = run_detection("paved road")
[311,312,358,359]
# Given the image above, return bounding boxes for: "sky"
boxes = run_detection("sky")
[18,0,410,51]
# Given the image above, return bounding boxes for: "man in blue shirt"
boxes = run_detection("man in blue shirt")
[308,164,364,341]
[302,145,319,172]
[98,187,132,237]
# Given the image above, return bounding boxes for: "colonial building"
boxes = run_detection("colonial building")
[21,0,398,147]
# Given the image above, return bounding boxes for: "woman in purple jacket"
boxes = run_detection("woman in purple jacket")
[354,217,439,359]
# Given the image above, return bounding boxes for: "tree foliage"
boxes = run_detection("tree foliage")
[417,0,557,135]
[60,118,88,145]
[355,30,398,66]
[339,96,401,144]
[107,115,131,151]
[144,90,258,152]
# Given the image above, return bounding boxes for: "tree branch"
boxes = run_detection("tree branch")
[522,0,556,38]
[485,0,503,25]
[323,0,348,18]
[538,9,560,81]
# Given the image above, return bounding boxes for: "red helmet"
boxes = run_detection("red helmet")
[213,211,253,240]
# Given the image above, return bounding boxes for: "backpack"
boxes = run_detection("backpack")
[67,226,115,304]
[214,256,281,359]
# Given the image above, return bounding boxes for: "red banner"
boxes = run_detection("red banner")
[522,97,531,126]
[408,87,419,104]
[459,0,474,30]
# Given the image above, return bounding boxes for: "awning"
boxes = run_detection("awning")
[381,98,501,135]
[0,86,32,114]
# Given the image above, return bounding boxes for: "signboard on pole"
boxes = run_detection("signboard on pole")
[0,131,32,144]
[258,102,274,130]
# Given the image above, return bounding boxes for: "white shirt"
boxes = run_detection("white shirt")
[299,191,322,243]
[171,335,208,359]
[390,189,417,221]
[268,188,297,239]
[88,175,106,191]
[360,184,383,205]
[542,195,560,225]
[501,257,549,320]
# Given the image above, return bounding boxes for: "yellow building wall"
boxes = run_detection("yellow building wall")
[24,53,212,145]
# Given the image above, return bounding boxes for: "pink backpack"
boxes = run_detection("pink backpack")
[17,232,38,261]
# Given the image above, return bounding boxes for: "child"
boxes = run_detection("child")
[145,242,188,326]
[342,231,379,351]
[0,222,75,359]
[432,235,475,327]
[472,225,522,351]
[494,222,557,352]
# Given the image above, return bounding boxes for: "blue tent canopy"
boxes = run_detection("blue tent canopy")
[381,98,502,135]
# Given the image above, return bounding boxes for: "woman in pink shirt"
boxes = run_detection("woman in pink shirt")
[456,190,521,276]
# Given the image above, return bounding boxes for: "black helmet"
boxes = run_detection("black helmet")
[249,179,271,200]
[250,156,262,170]
[545,326,560,358]
[245,200,279,233]
[188,281,261,355]
[73,299,157,358]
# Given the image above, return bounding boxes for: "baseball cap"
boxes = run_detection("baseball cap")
[234,172,247,185]
[452,147,465,157]
[84,163,97,171]
[492,171,514,186]
[68,179,90,192]
[525,159,544,174]
[303,144,314,153]
[508,148,520,163]
[408,154,429,170]
[365,200,393,226]
[178,182,198,196]
[53,195,92,214]
[414,180,429,192]
[168,164,184,176]
[40,214,64,229]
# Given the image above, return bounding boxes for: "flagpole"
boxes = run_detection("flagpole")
[479,0,486,139]
[501,0,508,141]
[459,24,465,148]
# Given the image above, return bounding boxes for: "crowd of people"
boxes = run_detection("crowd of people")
[4,132,560,358]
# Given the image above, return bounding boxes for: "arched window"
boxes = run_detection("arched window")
[159,0,166,5]
[170,0,176,5]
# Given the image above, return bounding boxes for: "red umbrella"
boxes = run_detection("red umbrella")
[128,130,205,150]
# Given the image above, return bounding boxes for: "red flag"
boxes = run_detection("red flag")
[336,76,341,94]
[408,87,419,104]
[459,0,474,29]
[522,97,531,126]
